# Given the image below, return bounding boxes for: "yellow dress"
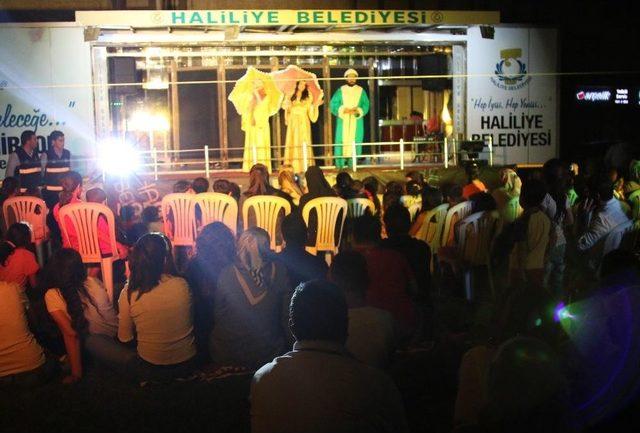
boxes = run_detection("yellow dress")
[283,98,318,173]
[241,93,281,172]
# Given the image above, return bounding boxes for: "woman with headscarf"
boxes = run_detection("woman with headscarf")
[278,165,303,207]
[492,168,523,221]
[299,166,337,246]
[210,227,291,369]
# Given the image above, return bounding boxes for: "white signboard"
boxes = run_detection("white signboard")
[0,26,95,175]
[466,27,558,164]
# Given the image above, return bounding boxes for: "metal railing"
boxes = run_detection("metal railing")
[98,137,493,180]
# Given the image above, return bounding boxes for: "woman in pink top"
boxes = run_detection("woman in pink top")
[53,171,83,249]
[85,188,128,259]
[0,223,39,301]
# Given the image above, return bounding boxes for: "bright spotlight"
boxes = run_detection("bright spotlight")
[98,138,141,176]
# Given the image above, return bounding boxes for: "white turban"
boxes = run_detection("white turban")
[344,68,359,78]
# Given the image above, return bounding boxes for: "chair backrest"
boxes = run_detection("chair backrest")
[628,189,640,220]
[456,211,499,265]
[302,197,348,254]
[242,195,291,251]
[58,203,118,263]
[413,203,449,252]
[194,192,238,234]
[408,203,422,221]
[602,219,635,257]
[2,196,48,242]
[161,193,196,247]
[441,201,474,247]
[347,198,375,218]
[501,196,522,224]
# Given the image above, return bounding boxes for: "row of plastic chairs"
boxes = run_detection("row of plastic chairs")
[161,193,362,263]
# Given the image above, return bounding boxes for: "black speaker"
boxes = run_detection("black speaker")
[109,58,138,94]
[418,54,450,91]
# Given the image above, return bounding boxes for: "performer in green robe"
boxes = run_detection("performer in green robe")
[329,69,370,169]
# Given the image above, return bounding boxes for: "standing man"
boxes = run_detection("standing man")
[41,130,71,209]
[330,69,370,169]
[5,130,41,194]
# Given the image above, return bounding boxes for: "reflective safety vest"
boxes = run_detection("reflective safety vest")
[44,148,71,192]
[14,147,41,193]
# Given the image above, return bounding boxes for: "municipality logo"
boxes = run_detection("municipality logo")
[491,48,532,90]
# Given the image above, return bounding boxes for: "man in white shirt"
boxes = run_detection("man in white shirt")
[250,280,408,433]
[577,180,630,252]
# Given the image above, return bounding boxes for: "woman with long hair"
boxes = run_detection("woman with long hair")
[210,227,291,369]
[283,80,319,173]
[185,222,236,362]
[44,248,117,383]
[116,233,196,380]
[0,223,39,303]
[299,166,336,211]
[53,171,83,249]
[334,171,356,200]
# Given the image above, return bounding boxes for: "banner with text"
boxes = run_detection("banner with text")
[466,27,558,165]
[0,27,95,175]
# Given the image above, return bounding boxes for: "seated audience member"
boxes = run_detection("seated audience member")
[192,177,210,194]
[383,204,431,301]
[329,252,395,368]
[0,281,52,387]
[352,213,417,339]
[211,228,291,369]
[409,185,444,237]
[275,213,327,289]
[509,179,551,290]
[250,280,408,433]
[278,168,303,206]
[382,191,402,213]
[470,191,497,213]
[213,179,232,196]
[492,168,522,214]
[480,337,567,432]
[85,188,128,258]
[405,170,425,187]
[334,171,357,200]
[385,180,404,197]
[173,180,193,194]
[0,223,39,303]
[141,206,163,233]
[362,176,382,212]
[577,179,631,256]
[299,166,336,210]
[185,222,236,362]
[462,163,488,199]
[119,205,141,244]
[351,180,367,199]
[401,179,423,209]
[441,182,464,207]
[53,171,83,249]
[0,176,20,235]
[608,167,625,200]
[229,182,241,203]
[241,163,292,210]
[44,249,118,383]
[93,233,196,382]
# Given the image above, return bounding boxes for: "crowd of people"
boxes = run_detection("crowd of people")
[1,128,640,432]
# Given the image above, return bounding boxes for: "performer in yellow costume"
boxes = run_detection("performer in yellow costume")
[228,67,283,172]
[282,81,321,173]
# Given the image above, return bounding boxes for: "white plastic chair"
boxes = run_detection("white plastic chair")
[242,195,291,252]
[412,203,449,272]
[347,198,375,218]
[3,196,49,266]
[302,197,348,265]
[58,203,119,302]
[441,201,474,247]
[408,203,422,221]
[194,192,238,235]
[456,211,500,301]
[161,193,197,250]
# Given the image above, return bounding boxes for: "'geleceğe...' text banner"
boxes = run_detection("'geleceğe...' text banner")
[76,9,500,27]
[466,27,558,165]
